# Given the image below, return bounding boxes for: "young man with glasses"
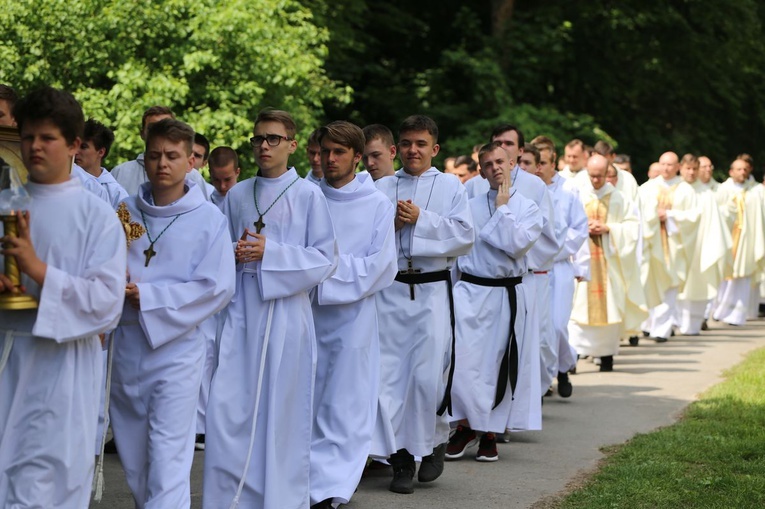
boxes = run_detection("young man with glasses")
[203,109,337,509]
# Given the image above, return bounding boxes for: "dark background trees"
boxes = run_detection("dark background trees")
[2,0,763,181]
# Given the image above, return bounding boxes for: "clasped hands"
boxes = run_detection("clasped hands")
[588,218,609,236]
[395,200,420,231]
[235,228,266,263]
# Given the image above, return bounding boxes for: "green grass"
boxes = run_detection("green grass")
[555,347,765,509]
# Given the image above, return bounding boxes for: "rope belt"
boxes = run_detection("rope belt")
[394,269,455,416]
[460,273,523,408]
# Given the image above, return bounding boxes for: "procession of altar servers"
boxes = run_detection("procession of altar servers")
[3,133,765,508]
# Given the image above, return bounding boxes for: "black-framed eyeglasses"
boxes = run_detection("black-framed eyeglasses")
[250,134,292,147]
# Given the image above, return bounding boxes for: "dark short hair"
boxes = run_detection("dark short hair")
[454,155,477,173]
[255,108,297,139]
[614,153,631,164]
[477,141,504,163]
[565,139,585,151]
[318,121,365,154]
[83,118,115,159]
[145,118,194,155]
[194,132,210,161]
[399,115,438,143]
[0,84,18,107]
[209,146,239,171]
[523,143,540,165]
[363,124,395,147]
[489,124,525,148]
[13,86,84,144]
[141,105,174,132]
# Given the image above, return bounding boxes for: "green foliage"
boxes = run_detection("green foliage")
[0,0,350,177]
[558,347,765,509]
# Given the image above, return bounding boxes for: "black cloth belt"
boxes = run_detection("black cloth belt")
[394,268,455,417]
[460,272,523,408]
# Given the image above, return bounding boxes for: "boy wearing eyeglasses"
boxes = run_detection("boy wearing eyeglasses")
[203,109,337,509]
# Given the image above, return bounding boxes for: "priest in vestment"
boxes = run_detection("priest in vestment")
[372,115,473,495]
[639,152,700,341]
[0,87,126,508]
[713,158,765,325]
[203,110,337,509]
[447,142,542,463]
[569,155,640,371]
[310,123,398,508]
[676,155,731,334]
[109,119,235,508]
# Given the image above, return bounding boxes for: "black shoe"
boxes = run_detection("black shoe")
[311,499,333,509]
[557,371,573,398]
[475,433,499,462]
[654,337,668,343]
[642,330,650,337]
[388,449,415,494]
[445,425,477,460]
[104,438,118,454]
[599,355,614,372]
[417,442,446,482]
[628,336,639,347]
[544,386,554,397]
[759,304,765,318]
[701,319,709,331]
[194,434,205,451]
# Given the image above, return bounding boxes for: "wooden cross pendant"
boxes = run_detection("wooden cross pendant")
[403,259,421,300]
[254,215,266,234]
[144,243,157,267]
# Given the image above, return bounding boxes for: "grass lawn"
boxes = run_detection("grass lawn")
[554,347,765,509]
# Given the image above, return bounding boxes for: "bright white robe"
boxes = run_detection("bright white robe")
[310,174,397,506]
[0,177,126,508]
[506,167,559,431]
[371,168,474,458]
[110,181,235,509]
[570,185,639,357]
[676,180,731,334]
[305,171,322,186]
[451,189,542,432]
[547,175,589,373]
[203,168,337,509]
[464,173,489,199]
[113,153,209,198]
[96,167,129,210]
[72,162,109,202]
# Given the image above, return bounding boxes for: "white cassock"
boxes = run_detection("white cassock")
[547,175,589,373]
[371,168,474,458]
[96,167,129,210]
[506,167,559,430]
[639,176,699,339]
[196,190,230,437]
[713,179,765,325]
[203,168,337,509]
[72,162,110,202]
[305,171,322,186]
[570,184,639,356]
[310,174,398,506]
[0,177,126,508]
[676,180,731,334]
[464,173,489,199]
[112,153,209,198]
[451,188,542,432]
[109,181,235,508]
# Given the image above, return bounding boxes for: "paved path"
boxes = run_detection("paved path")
[91,318,765,508]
